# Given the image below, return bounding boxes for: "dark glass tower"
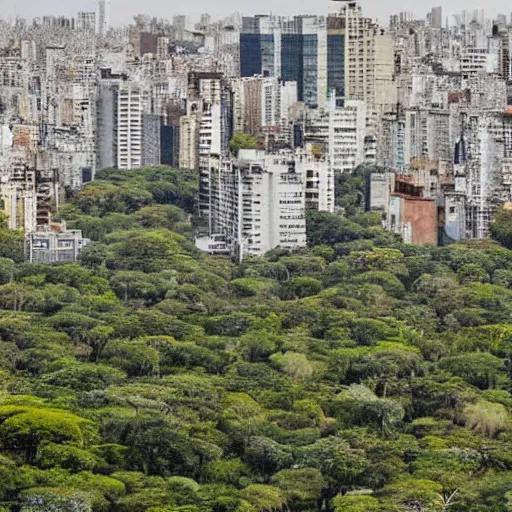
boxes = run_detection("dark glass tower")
[302,34,318,107]
[327,16,346,103]
[240,33,275,77]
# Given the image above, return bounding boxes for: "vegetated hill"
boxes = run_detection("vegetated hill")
[1,167,512,511]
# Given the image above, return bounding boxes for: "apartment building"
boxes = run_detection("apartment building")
[197,146,332,259]
[117,84,142,170]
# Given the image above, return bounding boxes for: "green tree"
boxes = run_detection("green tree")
[439,353,504,389]
[332,495,381,512]
[241,484,286,512]
[490,208,512,249]
[229,133,258,156]
[0,405,97,463]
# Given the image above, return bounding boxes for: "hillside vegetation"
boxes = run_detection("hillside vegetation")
[0,167,512,511]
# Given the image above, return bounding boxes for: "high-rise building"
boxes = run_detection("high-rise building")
[179,73,232,223]
[240,16,275,78]
[157,37,170,60]
[429,7,443,29]
[239,15,327,107]
[117,84,142,170]
[326,15,345,102]
[142,114,162,166]
[173,15,187,40]
[77,12,96,32]
[306,94,366,175]
[232,76,298,141]
[335,1,377,104]
[98,0,110,36]
[97,69,127,170]
[197,145,333,259]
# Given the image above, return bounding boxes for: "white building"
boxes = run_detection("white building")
[299,145,334,212]
[218,149,307,259]
[461,47,499,79]
[306,95,366,175]
[261,77,298,128]
[77,12,96,32]
[98,0,110,36]
[117,85,142,170]
[27,226,90,263]
[197,146,333,260]
[179,73,229,221]
[329,99,367,174]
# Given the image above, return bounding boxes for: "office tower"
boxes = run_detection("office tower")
[239,15,326,107]
[430,7,443,29]
[173,15,187,40]
[98,0,110,36]
[77,12,96,32]
[280,16,327,108]
[240,16,276,78]
[326,15,345,102]
[142,115,162,166]
[117,84,142,170]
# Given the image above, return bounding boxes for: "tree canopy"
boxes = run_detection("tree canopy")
[0,166,512,511]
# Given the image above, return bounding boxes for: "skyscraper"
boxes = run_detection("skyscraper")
[77,12,96,32]
[430,6,443,28]
[240,16,275,78]
[239,15,326,108]
[179,73,233,222]
[98,0,110,37]
[326,15,345,102]
[117,84,142,170]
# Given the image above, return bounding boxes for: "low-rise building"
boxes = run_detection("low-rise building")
[26,225,90,263]
[385,177,438,245]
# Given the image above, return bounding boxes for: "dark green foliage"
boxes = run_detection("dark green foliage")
[1,167,512,511]
[490,207,512,249]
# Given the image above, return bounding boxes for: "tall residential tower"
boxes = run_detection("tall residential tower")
[98,0,110,37]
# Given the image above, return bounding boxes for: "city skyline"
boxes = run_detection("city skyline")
[1,0,512,250]
[2,0,512,26]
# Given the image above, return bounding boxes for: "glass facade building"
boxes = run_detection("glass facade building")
[302,34,318,107]
[327,15,346,104]
[327,34,345,101]
[281,34,302,97]
[240,15,345,108]
[240,34,274,78]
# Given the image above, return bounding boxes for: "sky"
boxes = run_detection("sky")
[0,0,508,27]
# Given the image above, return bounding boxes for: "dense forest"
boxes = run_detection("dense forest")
[2,166,512,511]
